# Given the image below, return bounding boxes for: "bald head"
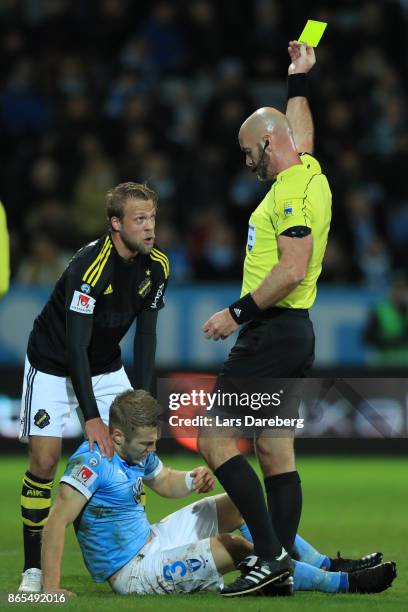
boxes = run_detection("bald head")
[238,106,300,180]
[239,107,291,141]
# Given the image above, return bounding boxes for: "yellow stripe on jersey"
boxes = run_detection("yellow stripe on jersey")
[90,243,112,287]
[152,248,169,275]
[150,248,169,278]
[82,236,110,284]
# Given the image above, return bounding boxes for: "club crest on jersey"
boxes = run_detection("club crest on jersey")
[187,557,207,572]
[247,224,256,251]
[70,290,96,314]
[89,457,99,467]
[284,202,293,216]
[34,409,50,429]
[132,477,143,504]
[80,283,91,294]
[138,277,152,297]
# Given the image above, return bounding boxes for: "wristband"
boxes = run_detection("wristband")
[185,472,194,492]
[229,293,262,324]
[287,73,308,99]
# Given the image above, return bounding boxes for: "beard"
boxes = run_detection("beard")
[256,145,270,181]
[120,230,154,255]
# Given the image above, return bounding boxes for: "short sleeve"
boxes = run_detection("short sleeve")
[142,452,163,481]
[60,451,106,499]
[274,196,312,236]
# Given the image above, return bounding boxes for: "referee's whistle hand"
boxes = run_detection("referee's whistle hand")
[202,309,238,341]
[85,417,114,460]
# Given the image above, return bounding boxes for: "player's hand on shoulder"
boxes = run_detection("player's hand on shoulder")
[190,466,215,493]
[202,309,238,341]
[288,41,316,75]
[85,417,114,460]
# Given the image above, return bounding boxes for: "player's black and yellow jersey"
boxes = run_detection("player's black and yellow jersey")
[28,233,169,377]
[241,153,331,309]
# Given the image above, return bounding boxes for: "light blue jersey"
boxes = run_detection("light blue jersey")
[61,440,163,582]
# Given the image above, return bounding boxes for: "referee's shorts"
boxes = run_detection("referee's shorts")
[210,308,315,434]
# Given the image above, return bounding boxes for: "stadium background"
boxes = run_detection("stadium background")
[0,1,407,607]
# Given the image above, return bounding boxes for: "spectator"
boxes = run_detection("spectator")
[364,275,408,366]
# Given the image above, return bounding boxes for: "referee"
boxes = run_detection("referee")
[199,43,332,596]
[18,182,169,592]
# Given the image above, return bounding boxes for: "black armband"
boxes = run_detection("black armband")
[280,226,311,238]
[287,73,308,99]
[229,293,262,324]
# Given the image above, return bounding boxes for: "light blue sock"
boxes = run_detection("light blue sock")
[239,523,253,543]
[294,534,331,569]
[294,560,348,592]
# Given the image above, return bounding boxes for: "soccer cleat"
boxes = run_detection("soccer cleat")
[261,575,294,597]
[348,561,397,594]
[330,551,383,573]
[221,550,293,597]
[18,568,42,593]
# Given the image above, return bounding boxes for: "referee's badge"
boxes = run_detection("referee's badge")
[284,201,293,216]
[247,224,256,251]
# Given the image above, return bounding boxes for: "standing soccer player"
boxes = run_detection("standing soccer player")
[18,182,169,593]
[199,43,332,596]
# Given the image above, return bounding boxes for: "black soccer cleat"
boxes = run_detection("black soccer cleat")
[330,551,383,573]
[261,575,294,597]
[221,551,293,597]
[348,561,397,594]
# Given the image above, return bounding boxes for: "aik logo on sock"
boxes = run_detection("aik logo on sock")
[34,409,51,429]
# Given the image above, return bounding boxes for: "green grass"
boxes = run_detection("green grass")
[0,454,406,610]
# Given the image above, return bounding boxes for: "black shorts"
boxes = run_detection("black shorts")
[209,308,315,434]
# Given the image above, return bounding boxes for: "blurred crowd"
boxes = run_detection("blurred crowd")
[1,0,408,287]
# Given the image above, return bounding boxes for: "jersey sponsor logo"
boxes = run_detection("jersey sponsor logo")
[150,282,165,309]
[71,464,98,487]
[284,202,293,216]
[81,283,91,294]
[103,284,113,295]
[138,278,152,297]
[34,409,50,429]
[247,224,256,251]
[69,290,96,315]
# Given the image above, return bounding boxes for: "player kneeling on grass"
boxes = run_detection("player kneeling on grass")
[41,390,397,597]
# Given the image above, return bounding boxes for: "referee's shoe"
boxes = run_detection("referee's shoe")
[221,550,293,597]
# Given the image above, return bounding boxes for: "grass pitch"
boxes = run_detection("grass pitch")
[0,454,406,611]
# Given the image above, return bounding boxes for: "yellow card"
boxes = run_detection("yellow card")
[298,20,327,47]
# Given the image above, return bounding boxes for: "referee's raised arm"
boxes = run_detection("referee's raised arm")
[286,42,316,154]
